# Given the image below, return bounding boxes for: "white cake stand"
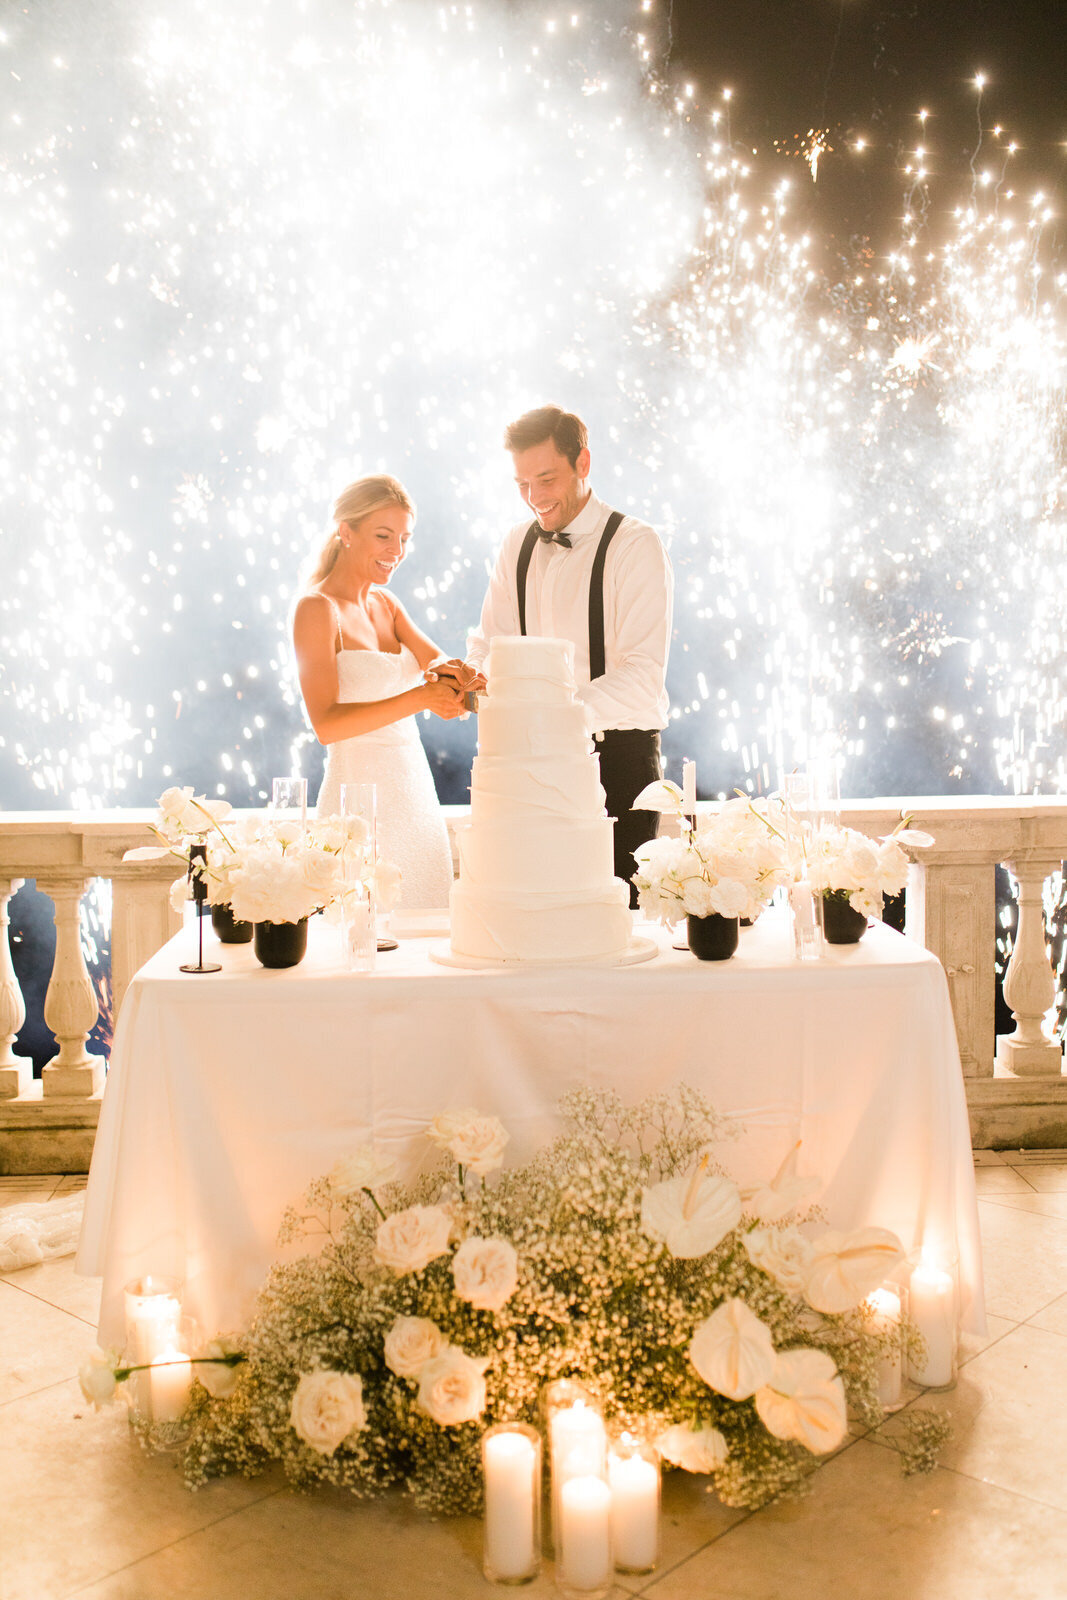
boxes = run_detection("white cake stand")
[428,935,659,970]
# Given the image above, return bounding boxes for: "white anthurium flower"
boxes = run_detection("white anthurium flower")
[122,845,172,862]
[804,1227,906,1313]
[892,827,934,849]
[641,1157,742,1259]
[689,1298,777,1400]
[743,1142,820,1223]
[754,1348,847,1455]
[631,779,687,814]
[655,1423,729,1474]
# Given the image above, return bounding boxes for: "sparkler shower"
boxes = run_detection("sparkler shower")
[2,0,1065,811]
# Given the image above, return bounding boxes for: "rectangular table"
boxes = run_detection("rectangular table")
[78,910,984,1348]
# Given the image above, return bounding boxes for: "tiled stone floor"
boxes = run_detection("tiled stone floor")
[3,1154,1067,1600]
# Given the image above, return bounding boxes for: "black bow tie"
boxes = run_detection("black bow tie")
[537,526,572,548]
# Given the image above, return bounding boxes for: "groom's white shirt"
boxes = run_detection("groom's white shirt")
[466,490,673,734]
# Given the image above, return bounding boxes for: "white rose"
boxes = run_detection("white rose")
[754,1347,847,1455]
[78,1347,120,1410]
[743,1225,815,1295]
[655,1423,729,1474]
[289,1369,366,1456]
[416,1346,490,1427]
[168,875,191,915]
[195,1338,242,1399]
[372,858,403,911]
[641,1163,742,1259]
[384,1316,446,1380]
[427,1110,509,1176]
[681,876,718,919]
[707,877,750,919]
[689,1298,777,1401]
[452,1236,519,1312]
[374,1204,453,1275]
[328,1147,399,1197]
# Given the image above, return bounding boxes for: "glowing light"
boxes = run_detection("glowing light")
[0,0,1064,814]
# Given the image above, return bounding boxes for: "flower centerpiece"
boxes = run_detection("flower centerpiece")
[806,820,934,944]
[631,788,790,959]
[124,787,398,968]
[85,1088,947,1511]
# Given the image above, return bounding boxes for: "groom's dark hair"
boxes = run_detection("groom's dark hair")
[504,406,588,468]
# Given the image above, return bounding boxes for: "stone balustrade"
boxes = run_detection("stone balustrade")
[1,797,1065,1170]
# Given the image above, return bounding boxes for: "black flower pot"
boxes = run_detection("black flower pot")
[821,894,869,945]
[686,913,739,961]
[211,902,253,945]
[253,918,309,969]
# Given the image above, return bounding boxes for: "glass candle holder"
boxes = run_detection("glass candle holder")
[608,1433,660,1575]
[271,776,308,827]
[341,883,376,972]
[866,1281,907,1411]
[906,1249,959,1391]
[542,1381,606,1553]
[555,1472,613,1599]
[124,1275,183,1364]
[481,1422,542,1586]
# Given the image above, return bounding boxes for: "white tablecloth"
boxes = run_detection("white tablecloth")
[78,911,984,1347]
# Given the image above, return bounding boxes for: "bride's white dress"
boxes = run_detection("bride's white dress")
[316,644,454,910]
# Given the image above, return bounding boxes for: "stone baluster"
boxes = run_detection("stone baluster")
[995,855,1065,1077]
[40,876,104,1097]
[0,878,32,1098]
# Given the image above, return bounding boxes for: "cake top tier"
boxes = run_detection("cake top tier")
[486,636,575,691]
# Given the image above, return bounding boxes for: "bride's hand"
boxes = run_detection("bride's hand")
[421,677,467,720]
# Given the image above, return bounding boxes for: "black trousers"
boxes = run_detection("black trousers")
[596,729,663,907]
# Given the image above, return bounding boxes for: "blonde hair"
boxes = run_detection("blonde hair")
[306,474,416,586]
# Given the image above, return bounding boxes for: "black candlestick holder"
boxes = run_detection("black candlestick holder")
[180,843,222,974]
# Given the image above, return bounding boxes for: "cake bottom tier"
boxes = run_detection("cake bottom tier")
[449,880,632,963]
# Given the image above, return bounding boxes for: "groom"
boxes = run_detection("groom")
[463,405,673,900]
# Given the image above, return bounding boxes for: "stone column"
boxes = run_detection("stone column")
[995,855,1065,1077]
[905,856,997,1078]
[0,878,32,1098]
[110,874,184,1024]
[40,876,104,1097]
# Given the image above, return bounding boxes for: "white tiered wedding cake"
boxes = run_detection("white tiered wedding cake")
[449,636,633,962]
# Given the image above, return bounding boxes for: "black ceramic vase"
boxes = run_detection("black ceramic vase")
[211,902,254,945]
[686,913,740,961]
[821,894,869,945]
[253,918,309,969]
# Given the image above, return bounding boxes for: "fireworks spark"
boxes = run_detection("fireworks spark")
[0,0,1064,814]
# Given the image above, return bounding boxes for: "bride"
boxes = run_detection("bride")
[293,475,472,910]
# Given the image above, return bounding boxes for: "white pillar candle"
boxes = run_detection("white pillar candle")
[551,1402,607,1483]
[484,1430,539,1582]
[866,1286,903,1409]
[558,1475,612,1593]
[608,1449,659,1573]
[682,760,697,814]
[908,1261,957,1388]
[149,1350,192,1423]
[124,1280,183,1364]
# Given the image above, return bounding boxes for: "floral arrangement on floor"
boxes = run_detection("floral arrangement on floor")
[805,820,934,922]
[82,1088,948,1512]
[123,785,400,925]
[630,790,790,925]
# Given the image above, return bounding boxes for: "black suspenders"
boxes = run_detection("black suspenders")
[515,510,624,682]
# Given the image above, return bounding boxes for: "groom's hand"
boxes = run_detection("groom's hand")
[428,657,486,694]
